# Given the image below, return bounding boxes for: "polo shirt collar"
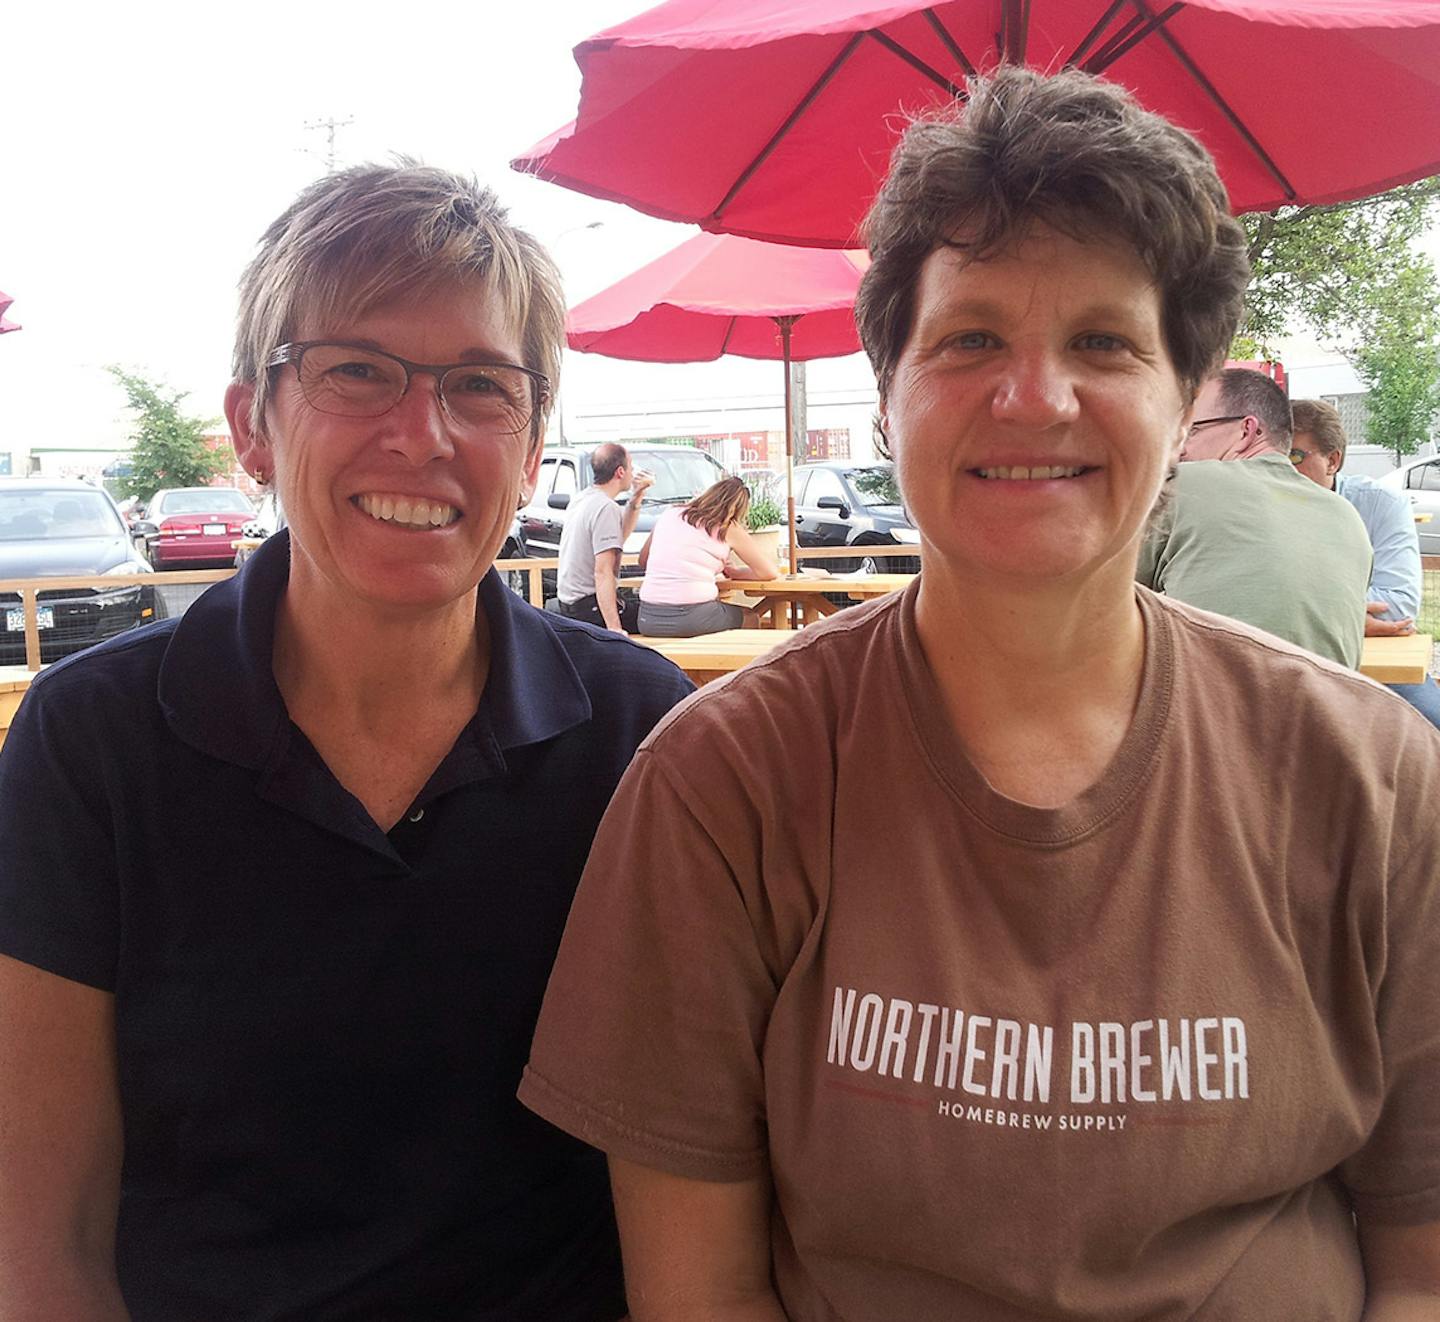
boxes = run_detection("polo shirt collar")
[158,530,592,770]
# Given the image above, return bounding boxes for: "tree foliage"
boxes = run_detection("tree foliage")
[1236,180,1440,458]
[108,367,224,500]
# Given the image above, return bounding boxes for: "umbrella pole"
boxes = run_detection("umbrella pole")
[778,316,799,581]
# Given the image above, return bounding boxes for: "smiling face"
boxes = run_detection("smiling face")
[228,279,541,618]
[879,226,1190,592]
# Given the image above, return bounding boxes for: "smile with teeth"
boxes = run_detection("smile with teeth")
[355,493,461,528]
[975,465,1089,480]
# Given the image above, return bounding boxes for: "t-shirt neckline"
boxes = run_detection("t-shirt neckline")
[896,583,1176,847]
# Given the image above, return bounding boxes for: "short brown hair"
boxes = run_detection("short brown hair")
[857,67,1250,415]
[233,161,564,446]
[590,443,629,484]
[1211,368,1293,450]
[1291,398,1347,466]
[683,476,750,537]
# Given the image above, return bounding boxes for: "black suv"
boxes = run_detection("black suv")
[792,460,920,574]
[517,444,730,563]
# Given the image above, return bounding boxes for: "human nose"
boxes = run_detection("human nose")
[380,370,456,463]
[990,350,1080,428]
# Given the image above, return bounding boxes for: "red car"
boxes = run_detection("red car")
[137,487,256,569]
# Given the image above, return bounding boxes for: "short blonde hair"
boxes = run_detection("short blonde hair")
[233,161,565,444]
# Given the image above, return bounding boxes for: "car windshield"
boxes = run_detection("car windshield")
[0,489,125,541]
[847,467,903,508]
[156,489,253,516]
[616,450,725,503]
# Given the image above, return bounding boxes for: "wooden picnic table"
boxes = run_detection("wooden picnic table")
[629,628,794,685]
[717,572,915,628]
[1414,512,1432,524]
[1358,633,1433,684]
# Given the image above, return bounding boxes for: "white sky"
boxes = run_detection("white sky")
[0,0,846,459]
[2,2,1434,460]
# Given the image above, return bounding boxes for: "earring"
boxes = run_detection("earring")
[254,469,267,485]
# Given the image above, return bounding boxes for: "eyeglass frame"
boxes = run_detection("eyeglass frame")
[1186,414,1246,438]
[1288,446,1318,466]
[265,340,551,435]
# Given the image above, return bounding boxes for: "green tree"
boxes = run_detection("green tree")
[1235,180,1440,459]
[108,367,224,500]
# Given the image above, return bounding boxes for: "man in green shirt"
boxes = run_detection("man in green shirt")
[1137,368,1372,666]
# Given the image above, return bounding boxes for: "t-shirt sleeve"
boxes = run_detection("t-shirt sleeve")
[520,745,774,1183]
[1339,728,1440,1225]
[589,500,624,557]
[1362,488,1422,622]
[0,676,120,990]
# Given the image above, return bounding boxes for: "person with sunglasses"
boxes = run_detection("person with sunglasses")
[1137,366,1373,666]
[0,165,691,1319]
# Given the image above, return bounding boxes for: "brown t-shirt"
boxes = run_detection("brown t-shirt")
[522,583,1440,1320]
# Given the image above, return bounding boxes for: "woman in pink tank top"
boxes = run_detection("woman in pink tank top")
[637,477,780,637]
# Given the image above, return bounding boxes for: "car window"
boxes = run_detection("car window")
[1410,462,1440,492]
[792,469,811,505]
[805,469,847,507]
[156,489,254,516]
[554,462,578,496]
[535,458,556,498]
[627,449,726,502]
[847,466,903,507]
[0,489,125,540]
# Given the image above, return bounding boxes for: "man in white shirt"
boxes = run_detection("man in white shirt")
[556,443,653,632]
[1291,398,1439,726]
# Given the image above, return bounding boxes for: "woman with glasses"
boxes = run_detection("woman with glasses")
[521,69,1440,1319]
[0,165,690,1319]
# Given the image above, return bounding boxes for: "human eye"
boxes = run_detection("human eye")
[1073,332,1130,353]
[306,346,399,391]
[944,330,999,351]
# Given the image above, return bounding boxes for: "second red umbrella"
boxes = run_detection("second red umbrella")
[566,231,870,574]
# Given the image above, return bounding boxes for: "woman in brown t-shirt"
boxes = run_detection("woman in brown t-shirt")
[522,67,1440,1320]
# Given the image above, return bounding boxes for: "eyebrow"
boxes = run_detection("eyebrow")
[917,298,1155,328]
[325,337,525,368]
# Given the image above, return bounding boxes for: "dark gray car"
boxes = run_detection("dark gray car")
[792,460,920,574]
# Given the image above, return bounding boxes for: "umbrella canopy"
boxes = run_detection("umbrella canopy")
[567,230,868,360]
[0,291,19,335]
[566,232,871,574]
[515,0,1440,247]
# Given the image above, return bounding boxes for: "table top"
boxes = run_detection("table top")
[1358,632,1433,685]
[630,628,794,671]
[717,573,914,597]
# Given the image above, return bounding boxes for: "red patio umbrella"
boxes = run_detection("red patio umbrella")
[566,230,870,572]
[0,291,20,335]
[515,0,1440,247]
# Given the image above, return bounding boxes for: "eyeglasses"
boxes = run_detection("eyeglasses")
[1187,415,1245,438]
[266,341,549,435]
[1289,447,1315,466]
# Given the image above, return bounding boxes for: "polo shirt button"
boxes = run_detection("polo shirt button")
[408,808,424,823]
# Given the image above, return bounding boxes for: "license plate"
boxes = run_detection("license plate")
[7,607,54,631]
[203,523,226,535]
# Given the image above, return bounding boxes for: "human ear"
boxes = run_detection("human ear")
[225,382,272,482]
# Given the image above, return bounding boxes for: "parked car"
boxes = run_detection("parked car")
[1375,454,1440,556]
[133,487,256,569]
[232,490,287,567]
[792,460,920,574]
[517,445,730,598]
[0,478,162,664]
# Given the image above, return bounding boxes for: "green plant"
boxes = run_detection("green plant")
[745,494,783,531]
[107,367,224,500]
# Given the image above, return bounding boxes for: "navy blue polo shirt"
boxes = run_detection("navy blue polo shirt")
[0,532,693,1321]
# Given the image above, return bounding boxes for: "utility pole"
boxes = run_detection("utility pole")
[302,116,354,172]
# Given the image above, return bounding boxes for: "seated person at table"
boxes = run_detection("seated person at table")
[556,442,652,633]
[637,476,780,637]
[1137,367,1372,666]
[0,163,693,1320]
[1291,397,1440,726]
[519,67,1440,1319]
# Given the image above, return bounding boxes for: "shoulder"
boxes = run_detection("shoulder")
[1151,591,1435,749]
[644,589,905,763]
[17,617,174,722]
[542,608,694,710]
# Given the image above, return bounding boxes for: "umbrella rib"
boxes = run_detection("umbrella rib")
[999,0,1028,64]
[867,30,964,98]
[708,32,866,225]
[1084,3,1184,74]
[1133,0,1296,202]
[719,316,739,357]
[1066,0,1129,66]
[923,9,977,79]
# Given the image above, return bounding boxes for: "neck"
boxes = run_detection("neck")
[1232,434,1281,461]
[596,477,626,499]
[273,568,486,726]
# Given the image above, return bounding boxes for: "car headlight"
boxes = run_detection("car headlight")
[891,527,922,544]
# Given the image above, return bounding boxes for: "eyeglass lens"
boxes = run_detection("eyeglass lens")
[296,344,533,433]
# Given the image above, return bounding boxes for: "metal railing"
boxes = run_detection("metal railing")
[0,545,927,672]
